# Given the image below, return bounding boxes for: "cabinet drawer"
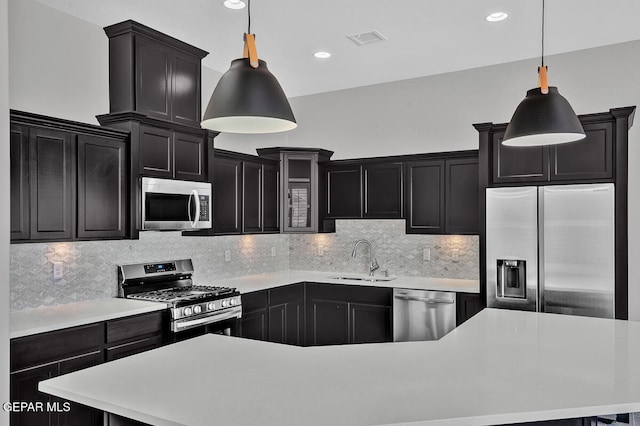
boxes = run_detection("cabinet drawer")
[242,290,269,313]
[306,283,391,306]
[269,283,304,305]
[106,335,164,361]
[106,311,165,344]
[11,323,104,371]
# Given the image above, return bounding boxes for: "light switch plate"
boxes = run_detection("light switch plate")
[271,247,276,257]
[451,249,459,262]
[52,262,63,280]
[224,250,231,262]
[423,248,430,261]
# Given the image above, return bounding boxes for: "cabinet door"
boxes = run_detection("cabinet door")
[263,163,280,233]
[492,131,549,184]
[29,127,74,240]
[364,162,403,218]
[445,158,479,234]
[212,156,242,234]
[77,134,127,239]
[243,162,263,233]
[323,164,362,218]
[173,131,205,181]
[58,351,104,426]
[456,293,484,326]
[405,160,445,234]
[269,301,303,346]
[140,125,172,178]
[10,123,30,240]
[306,299,349,346]
[135,36,171,121]
[10,362,58,426]
[549,121,613,181]
[172,52,202,127]
[241,309,268,341]
[349,303,392,344]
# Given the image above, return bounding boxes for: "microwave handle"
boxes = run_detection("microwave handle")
[188,190,200,228]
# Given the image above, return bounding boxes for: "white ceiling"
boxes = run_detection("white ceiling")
[36,0,640,98]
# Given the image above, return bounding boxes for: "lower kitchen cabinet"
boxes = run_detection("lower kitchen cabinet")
[305,283,392,346]
[10,310,167,426]
[456,293,484,326]
[240,289,269,341]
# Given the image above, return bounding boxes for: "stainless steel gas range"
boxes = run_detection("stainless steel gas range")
[118,259,242,340]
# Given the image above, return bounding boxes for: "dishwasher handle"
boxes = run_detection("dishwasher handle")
[394,295,455,304]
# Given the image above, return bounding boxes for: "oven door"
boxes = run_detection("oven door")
[170,307,242,343]
[141,177,212,230]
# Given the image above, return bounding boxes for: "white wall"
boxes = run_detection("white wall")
[8,0,640,319]
[1,0,10,420]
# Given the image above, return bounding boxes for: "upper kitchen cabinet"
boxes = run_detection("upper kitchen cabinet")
[258,148,333,233]
[104,20,208,127]
[10,110,129,243]
[475,107,635,186]
[405,152,479,235]
[319,160,403,227]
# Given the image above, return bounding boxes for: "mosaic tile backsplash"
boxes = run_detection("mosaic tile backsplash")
[10,220,478,311]
[289,220,479,280]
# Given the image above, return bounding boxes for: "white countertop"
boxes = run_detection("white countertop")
[10,299,168,339]
[40,308,640,425]
[205,270,479,294]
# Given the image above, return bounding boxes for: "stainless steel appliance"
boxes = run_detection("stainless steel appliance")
[486,184,615,318]
[118,259,241,340]
[141,177,212,230]
[393,289,456,341]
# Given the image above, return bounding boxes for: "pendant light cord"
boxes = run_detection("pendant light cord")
[541,0,545,68]
[247,0,251,34]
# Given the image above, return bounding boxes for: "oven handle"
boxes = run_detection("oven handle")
[188,189,200,228]
[172,307,242,332]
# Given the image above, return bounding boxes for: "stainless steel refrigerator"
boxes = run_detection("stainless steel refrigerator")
[486,184,615,318]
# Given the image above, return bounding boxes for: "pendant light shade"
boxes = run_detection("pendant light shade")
[201,58,297,134]
[502,86,585,146]
[502,0,585,147]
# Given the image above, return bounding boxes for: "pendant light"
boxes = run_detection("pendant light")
[502,0,585,146]
[201,0,297,133]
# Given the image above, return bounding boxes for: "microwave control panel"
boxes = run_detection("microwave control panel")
[199,195,210,220]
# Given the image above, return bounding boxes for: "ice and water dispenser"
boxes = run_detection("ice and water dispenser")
[496,259,526,299]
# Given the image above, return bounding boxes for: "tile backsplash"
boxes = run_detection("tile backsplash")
[289,220,478,279]
[10,220,478,311]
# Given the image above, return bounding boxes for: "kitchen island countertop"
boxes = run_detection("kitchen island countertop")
[40,308,640,425]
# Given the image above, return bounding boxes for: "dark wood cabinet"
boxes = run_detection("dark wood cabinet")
[212,154,242,234]
[305,283,392,346]
[405,154,478,235]
[263,163,280,233]
[456,293,484,326]
[321,164,362,218]
[364,162,403,218]
[243,161,280,234]
[10,311,166,426]
[10,110,130,243]
[77,134,127,239]
[405,159,445,234]
[139,125,205,181]
[445,158,479,234]
[104,20,208,128]
[487,119,615,185]
[240,290,269,341]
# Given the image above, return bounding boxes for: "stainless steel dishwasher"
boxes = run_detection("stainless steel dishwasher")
[393,288,456,341]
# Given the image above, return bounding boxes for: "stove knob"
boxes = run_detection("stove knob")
[183,307,193,316]
[221,300,229,308]
[207,302,215,311]
[193,305,202,314]
[230,298,236,306]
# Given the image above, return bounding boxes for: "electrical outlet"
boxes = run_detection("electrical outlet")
[317,246,324,257]
[271,247,276,257]
[423,248,430,261]
[451,249,459,262]
[224,250,231,262]
[52,262,63,280]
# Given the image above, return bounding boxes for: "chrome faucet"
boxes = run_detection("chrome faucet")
[351,239,380,276]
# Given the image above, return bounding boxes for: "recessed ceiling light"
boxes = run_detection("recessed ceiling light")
[223,0,246,10]
[313,51,331,59]
[486,12,508,22]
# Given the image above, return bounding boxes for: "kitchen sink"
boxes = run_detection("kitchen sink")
[330,276,395,282]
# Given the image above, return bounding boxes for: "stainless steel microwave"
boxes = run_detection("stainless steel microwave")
[141,177,212,230]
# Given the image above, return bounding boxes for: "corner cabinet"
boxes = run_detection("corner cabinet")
[257,148,333,233]
[405,152,479,235]
[10,110,129,243]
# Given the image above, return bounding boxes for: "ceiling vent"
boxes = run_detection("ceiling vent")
[347,30,387,46]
